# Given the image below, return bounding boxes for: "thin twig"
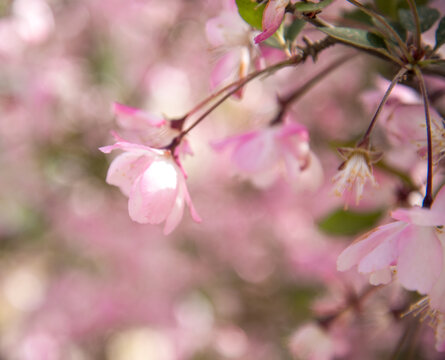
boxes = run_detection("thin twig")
[406,0,422,54]
[346,0,412,62]
[414,66,434,208]
[357,67,408,148]
[271,53,357,125]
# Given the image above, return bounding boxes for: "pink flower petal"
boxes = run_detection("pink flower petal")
[113,102,166,129]
[432,185,445,215]
[181,175,202,223]
[210,50,241,90]
[232,130,278,172]
[337,221,406,272]
[369,268,392,285]
[254,0,288,43]
[357,223,410,273]
[391,207,445,226]
[429,233,445,313]
[128,160,179,224]
[99,133,160,154]
[106,152,154,197]
[397,227,442,294]
[163,184,185,235]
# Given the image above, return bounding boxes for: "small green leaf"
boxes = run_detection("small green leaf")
[318,208,383,237]
[435,17,445,50]
[319,27,389,55]
[294,0,334,12]
[342,8,373,27]
[235,0,266,30]
[398,6,440,33]
[285,18,306,44]
[373,0,398,18]
[372,17,407,42]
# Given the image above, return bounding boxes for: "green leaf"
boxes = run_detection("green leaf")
[294,0,334,12]
[285,18,306,44]
[372,17,407,42]
[319,27,389,55]
[342,8,373,27]
[235,0,266,30]
[398,6,440,33]
[318,208,383,237]
[374,0,398,18]
[435,17,445,50]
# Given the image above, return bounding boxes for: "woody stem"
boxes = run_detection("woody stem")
[357,67,407,148]
[414,66,434,208]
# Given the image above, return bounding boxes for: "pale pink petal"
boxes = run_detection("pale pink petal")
[211,132,257,152]
[391,207,445,226]
[337,222,406,272]
[429,233,445,313]
[358,224,410,273]
[254,0,288,43]
[163,184,185,235]
[431,185,445,215]
[383,105,427,145]
[397,227,442,294]
[128,160,178,224]
[99,132,160,154]
[210,50,241,90]
[232,130,278,172]
[369,268,392,285]
[181,174,202,223]
[113,102,166,129]
[106,152,153,196]
[249,165,279,188]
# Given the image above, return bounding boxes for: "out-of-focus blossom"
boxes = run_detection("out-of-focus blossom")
[206,10,262,97]
[255,0,289,44]
[212,119,321,188]
[288,322,348,360]
[0,0,54,57]
[362,78,444,163]
[100,135,201,234]
[337,185,445,316]
[332,147,381,206]
[113,103,181,149]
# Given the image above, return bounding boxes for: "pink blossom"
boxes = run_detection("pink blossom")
[206,11,262,97]
[99,136,201,234]
[288,322,349,360]
[332,147,381,206]
[213,120,321,188]
[254,0,289,44]
[113,103,180,149]
[362,78,444,162]
[337,186,445,314]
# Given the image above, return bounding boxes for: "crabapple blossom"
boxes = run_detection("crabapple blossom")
[362,78,444,163]
[337,185,445,316]
[113,102,180,149]
[212,119,321,188]
[99,136,201,234]
[254,0,289,44]
[206,9,262,97]
[332,147,381,206]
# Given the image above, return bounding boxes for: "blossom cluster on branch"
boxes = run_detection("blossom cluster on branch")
[1,0,445,359]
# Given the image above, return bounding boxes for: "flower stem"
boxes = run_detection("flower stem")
[357,67,408,148]
[180,57,298,138]
[346,0,412,62]
[406,0,422,55]
[413,66,434,208]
